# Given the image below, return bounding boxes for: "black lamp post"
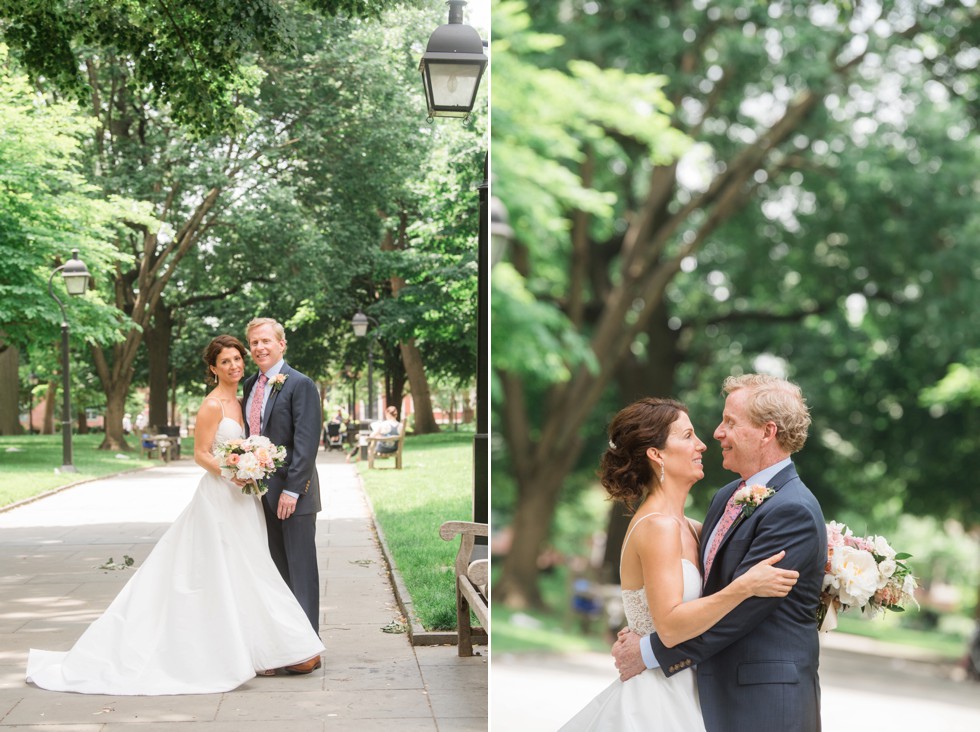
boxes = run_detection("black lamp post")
[420,0,489,528]
[419,0,488,119]
[351,311,380,421]
[47,249,91,472]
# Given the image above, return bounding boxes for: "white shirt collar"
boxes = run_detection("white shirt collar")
[744,456,793,486]
[261,359,285,380]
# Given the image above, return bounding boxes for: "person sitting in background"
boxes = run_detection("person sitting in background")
[371,406,402,454]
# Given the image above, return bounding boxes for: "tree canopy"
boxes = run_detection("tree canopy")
[0,0,411,135]
[2,1,487,447]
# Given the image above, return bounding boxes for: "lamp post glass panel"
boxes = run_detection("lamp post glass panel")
[47,249,91,472]
[419,1,487,119]
[419,0,489,527]
[351,311,379,421]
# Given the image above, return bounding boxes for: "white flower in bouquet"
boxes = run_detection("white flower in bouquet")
[818,520,917,631]
[827,545,879,608]
[872,535,896,561]
[876,558,897,588]
[247,435,274,449]
[235,451,264,480]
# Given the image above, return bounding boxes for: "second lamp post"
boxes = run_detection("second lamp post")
[47,249,91,473]
[351,311,379,421]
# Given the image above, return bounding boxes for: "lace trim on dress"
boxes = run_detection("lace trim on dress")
[622,588,656,635]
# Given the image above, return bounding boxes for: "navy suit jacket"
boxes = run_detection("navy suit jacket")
[650,463,826,732]
[242,362,322,516]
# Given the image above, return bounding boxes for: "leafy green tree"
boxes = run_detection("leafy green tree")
[492,0,979,607]
[114,1,482,441]
[0,0,407,136]
[0,46,152,433]
[59,3,439,448]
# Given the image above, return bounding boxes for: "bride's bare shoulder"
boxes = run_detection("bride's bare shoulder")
[196,396,222,419]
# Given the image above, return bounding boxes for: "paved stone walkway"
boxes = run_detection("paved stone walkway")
[492,635,980,730]
[0,450,487,731]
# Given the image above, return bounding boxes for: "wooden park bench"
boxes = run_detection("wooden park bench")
[366,424,405,469]
[439,520,489,656]
[140,425,182,462]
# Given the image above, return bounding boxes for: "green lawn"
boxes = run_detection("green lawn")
[357,430,476,631]
[833,613,969,660]
[491,565,614,654]
[0,433,169,507]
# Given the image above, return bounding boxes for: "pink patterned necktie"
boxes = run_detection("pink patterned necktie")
[248,373,268,436]
[703,481,746,578]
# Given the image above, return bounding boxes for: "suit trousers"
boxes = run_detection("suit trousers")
[262,501,320,633]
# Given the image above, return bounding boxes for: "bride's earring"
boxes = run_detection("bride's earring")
[659,461,665,484]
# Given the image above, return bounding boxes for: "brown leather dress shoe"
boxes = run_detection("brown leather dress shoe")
[284,655,322,675]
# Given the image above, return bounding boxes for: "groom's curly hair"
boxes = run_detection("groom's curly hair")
[723,374,810,453]
[600,398,687,510]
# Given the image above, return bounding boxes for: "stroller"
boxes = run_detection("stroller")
[325,421,344,451]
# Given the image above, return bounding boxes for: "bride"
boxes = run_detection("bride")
[26,335,324,695]
[560,398,798,730]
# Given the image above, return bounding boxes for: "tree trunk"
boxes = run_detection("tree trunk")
[146,303,173,429]
[77,408,89,434]
[383,348,407,417]
[100,378,131,451]
[42,381,57,434]
[399,338,440,435]
[0,346,20,435]
[496,437,583,608]
[90,188,221,451]
[92,333,139,451]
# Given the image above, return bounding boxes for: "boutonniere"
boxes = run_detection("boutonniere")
[270,374,288,393]
[733,483,775,518]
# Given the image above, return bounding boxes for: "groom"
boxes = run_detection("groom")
[613,374,827,731]
[243,317,323,674]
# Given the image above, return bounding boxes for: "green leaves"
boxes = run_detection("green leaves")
[0,46,147,349]
[0,0,404,136]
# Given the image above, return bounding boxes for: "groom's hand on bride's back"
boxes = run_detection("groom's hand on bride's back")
[612,628,646,682]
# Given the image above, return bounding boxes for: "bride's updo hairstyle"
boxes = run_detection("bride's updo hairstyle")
[599,397,688,509]
[203,335,247,386]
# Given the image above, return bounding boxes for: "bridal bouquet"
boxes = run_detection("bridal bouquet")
[818,520,918,631]
[215,436,287,496]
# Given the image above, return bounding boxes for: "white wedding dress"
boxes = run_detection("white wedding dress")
[560,533,706,730]
[26,416,325,695]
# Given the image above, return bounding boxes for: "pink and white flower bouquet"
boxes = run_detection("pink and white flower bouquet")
[215,435,287,496]
[818,520,918,631]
